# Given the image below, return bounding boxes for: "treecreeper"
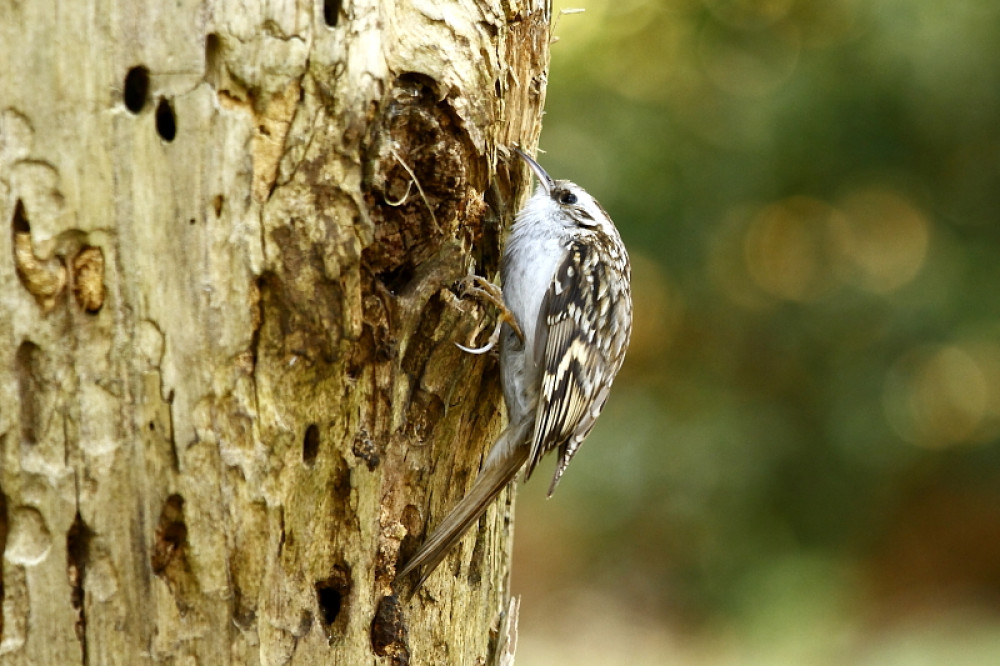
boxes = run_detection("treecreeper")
[399,148,633,591]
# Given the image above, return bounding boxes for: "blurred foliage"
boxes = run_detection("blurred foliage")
[512,0,1000,662]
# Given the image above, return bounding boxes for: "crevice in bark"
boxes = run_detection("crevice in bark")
[166,390,179,473]
[357,272,394,365]
[67,511,93,663]
[375,263,415,295]
[467,512,489,587]
[478,180,511,275]
[329,455,352,506]
[15,341,40,447]
[399,504,422,552]
[0,489,8,643]
[249,274,266,370]
[271,505,286,563]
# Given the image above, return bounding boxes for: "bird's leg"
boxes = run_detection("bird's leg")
[455,275,524,354]
[458,275,512,325]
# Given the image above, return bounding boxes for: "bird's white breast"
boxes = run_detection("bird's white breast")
[501,205,567,361]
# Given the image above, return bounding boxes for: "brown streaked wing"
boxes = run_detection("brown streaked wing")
[525,239,613,482]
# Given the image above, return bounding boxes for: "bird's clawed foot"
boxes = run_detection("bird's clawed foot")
[455,275,524,354]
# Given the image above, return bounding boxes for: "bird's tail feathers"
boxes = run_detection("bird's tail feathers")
[398,420,531,592]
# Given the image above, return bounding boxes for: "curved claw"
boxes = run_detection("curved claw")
[456,340,496,355]
[456,318,504,355]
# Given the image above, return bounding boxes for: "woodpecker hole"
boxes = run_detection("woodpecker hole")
[155,98,176,142]
[317,586,341,624]
[323,0,342,26]
[315,564,352,640]
[302,423,320,465]
[123,66,149,113]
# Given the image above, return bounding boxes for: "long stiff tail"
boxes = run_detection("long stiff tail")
[398,420,531,591]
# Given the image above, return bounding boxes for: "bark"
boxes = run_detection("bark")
[0,0,549,664]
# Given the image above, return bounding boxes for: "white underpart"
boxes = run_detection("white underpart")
[501,187,572,360]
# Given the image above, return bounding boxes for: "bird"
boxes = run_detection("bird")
[398,147,633,591]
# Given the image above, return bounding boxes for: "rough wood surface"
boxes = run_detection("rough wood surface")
[0,0,550,663]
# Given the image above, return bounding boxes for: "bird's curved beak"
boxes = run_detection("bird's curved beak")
[514,147,553,194]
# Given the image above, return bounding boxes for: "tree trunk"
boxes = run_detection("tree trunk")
[0,1,549,663]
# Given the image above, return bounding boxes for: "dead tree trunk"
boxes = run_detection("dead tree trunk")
[0,0,549,663]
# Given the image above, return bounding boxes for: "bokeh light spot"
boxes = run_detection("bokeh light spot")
[743,196,843,302]
[710,206,772,309]
[884,345,992,448]
[624,252,684,371]
[697,19,801,97]
[833,187,930,294]
[701,0,796,30]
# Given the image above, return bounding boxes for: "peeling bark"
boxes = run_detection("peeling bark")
[0,0,549,664]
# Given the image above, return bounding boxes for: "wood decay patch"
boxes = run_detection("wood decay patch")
[12,200,106,314]
[201,31,301,203]
[151,494,197,613]
[254,267,344,365]
[11,200,67,311]
[71,246,105,313]
[370,594,410,665]
[362,73,490,287]
[249,81,301,203]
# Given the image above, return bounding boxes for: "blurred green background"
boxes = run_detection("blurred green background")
[511,0,1000,663]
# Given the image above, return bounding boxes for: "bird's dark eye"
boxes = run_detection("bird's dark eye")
[558,190,578,205]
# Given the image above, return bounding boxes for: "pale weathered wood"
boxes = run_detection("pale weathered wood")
[0,0,550,663]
